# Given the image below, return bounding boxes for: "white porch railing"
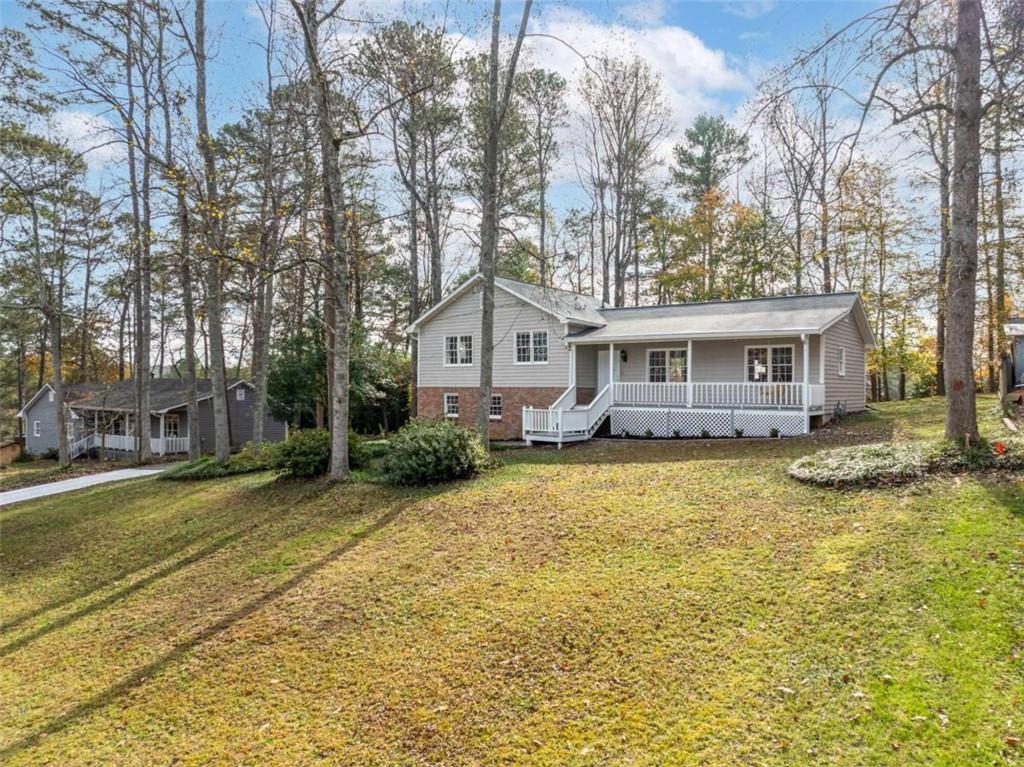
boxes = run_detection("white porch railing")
[523,384,611,443]
[612,381,825,409]
[92,433,190,455]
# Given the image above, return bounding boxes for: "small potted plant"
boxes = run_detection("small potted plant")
[644,429,654,439]
[621,430,630,439]
[769,427,780,439]
[672,429,681,439]
[734,428,744,438]
[700,429,711,439]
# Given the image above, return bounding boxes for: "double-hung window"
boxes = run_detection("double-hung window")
[33,420,40,437]
[235,387,246,401]
[648,349,687,383]
[165,414,180,438]
[515,331,548,364]
[489,394,502,420]
[444,335,473,366]
[444,393,459,418]
[837,348,847,377]
[747,345,794,383]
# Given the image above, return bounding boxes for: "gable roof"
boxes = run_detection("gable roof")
[15,383,54,418]
[406,273,606,334]
[570,292,874,346]
[405,273,873,347]
[18,378,252,417]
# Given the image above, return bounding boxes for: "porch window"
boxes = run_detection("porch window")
[165,414,180,438]
[489,394,502,420]
[444,393,459,418]
[648,349,687,383]
[515,331,548,364]
[445,335,473,366]
[747,346,794,383]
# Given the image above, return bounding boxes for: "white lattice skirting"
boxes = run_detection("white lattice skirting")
[609,407,807,438]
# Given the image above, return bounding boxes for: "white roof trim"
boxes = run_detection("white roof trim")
[16,384,53,419]
[405,274,483,335]
[405,274,603,335]
[569,328,823,344]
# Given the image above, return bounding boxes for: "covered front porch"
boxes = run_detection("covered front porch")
[69,407,191,458]
[523,334,826,444]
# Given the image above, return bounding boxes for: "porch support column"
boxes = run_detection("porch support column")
[687,339,693,407]
[569,344,576,389]
[608,342,615,402]
[802,334,810,434]
[159,413,165,456]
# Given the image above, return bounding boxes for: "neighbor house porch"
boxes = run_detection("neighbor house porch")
[68,407,191,458]
[523,335,826,445]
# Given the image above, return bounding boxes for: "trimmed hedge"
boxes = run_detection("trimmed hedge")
[380,419,488,486]
[274,429,331,478]
[789,436,1024,488]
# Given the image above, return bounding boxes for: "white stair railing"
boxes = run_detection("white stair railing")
[523,384,611,442]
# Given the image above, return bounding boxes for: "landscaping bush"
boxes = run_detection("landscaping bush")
[348,431,371,470]
[788,442,930,487]
[274,428,331,478]
[380,419,487,486]
[11,450,33,464]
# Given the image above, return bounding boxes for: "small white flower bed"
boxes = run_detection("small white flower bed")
[789,442,930,487]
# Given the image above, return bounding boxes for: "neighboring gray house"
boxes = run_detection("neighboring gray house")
[17,378,286,459]
[407,275,874,445]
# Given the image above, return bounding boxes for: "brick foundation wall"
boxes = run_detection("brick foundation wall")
[417,386,569,440]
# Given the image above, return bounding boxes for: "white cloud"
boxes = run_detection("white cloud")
[739,30,770,41]
[619,0,668,26]
[51,110,124,171]
[722,1,775,19]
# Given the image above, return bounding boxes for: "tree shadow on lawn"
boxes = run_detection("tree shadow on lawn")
[0,485,428,761]
[0,476,341,636]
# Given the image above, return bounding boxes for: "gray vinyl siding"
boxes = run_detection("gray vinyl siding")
[24,391,58,455]
[418,283,573,388]
[603,337,822,384]
[197,385,286,452]
[822,313,867,414]
[575,345,598,389]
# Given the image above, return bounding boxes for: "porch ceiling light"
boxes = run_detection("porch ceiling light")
[619,349,628,364]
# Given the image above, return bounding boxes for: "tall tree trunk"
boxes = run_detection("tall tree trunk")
[944,0,981,443]
[409,148,420,417]
[936,101,950,396]
[193,0,232,461]
[993,96,1007,366]
[292,0,351,479]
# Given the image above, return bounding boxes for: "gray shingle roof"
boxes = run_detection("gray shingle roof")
[569,292,864,342]
[66,378,246,412]
[496,276,606,327]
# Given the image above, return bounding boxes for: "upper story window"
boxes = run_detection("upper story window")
[445,335,473,366]
[48,391,54,402]
[747,346,794,383]
[515,331,548,364]
[235,387,246,401]
[648,349,687,383]
[837,348,847,377]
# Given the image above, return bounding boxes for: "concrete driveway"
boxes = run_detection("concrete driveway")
[0,466,172,507]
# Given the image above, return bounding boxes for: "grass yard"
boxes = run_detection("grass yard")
[2,396,1024,765]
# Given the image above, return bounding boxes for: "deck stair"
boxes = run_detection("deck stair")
[522,384,611,447]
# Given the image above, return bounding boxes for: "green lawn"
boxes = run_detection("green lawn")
[2,396,1023,765]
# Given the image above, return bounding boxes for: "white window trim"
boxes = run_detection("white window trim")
[744,344,796,383]
[33,420,40,437]
[48,391,54,402]
[513,330,549,365]
[443,393,459,418]
[443,335,474,367]
[235,387,246,401]
[489,393,502,421]
[646,348,688,383]
[165,413,180,437]
[837,347,847,377]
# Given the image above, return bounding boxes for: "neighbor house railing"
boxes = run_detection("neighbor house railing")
[612,381,825,409]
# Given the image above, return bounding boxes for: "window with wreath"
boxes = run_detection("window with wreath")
[515,331,548,363]
[444,335,473,366]
[444,393,459,417]
[489,394,502,420]
[648,349,687,383]
[747,346,794,382]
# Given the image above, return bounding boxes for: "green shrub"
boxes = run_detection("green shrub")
[274,428,331,478]
[380,419,487,486]
[11,450,33,464]
[348,431,370,470]
[644,429,654,439]
[700,429,711,439]
[734,428,744,438]
[788,442,929,487]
